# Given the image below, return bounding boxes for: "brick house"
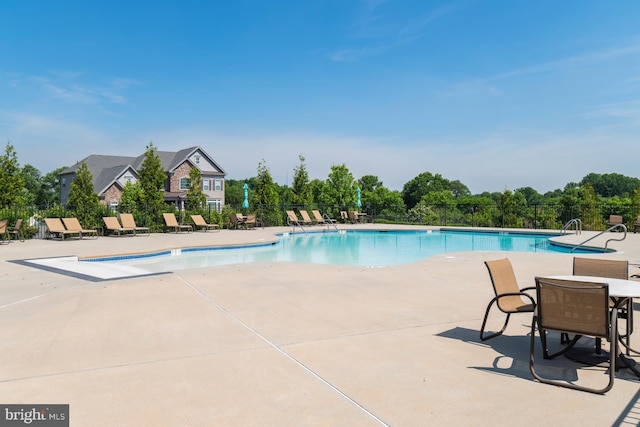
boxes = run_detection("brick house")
[59,146,226,211]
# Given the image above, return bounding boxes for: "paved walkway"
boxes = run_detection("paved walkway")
[1,225,639,426]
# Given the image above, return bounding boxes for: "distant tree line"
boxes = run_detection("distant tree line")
[2,141,640,233]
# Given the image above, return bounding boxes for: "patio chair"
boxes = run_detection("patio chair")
[163,213,193,233]
[298,210,314,225]
[480,258,536,341]
[9,219,24,241]
[229,213,246,229]
[44,218,80,240]
[0,220,9,244]
[102,216,135,236]
[62,217,99,239]
[244,213,262,229]
[340,211,349,223]
[119,213,150,235]
[190,214,220,232]
[607,215,624,229]
[530,277,616,394]
[633,215,640,233]
[286,210,302,227]
[311,210,336,225]
[573,257,631,353]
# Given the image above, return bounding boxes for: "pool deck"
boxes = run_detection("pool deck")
[1,224,640,426]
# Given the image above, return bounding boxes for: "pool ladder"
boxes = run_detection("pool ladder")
[561,218,582,235]
[570,223,627,252]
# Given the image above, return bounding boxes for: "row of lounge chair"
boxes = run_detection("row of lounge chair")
[286,210,337,228]
[607,214,640,232]
[45,218,99,240]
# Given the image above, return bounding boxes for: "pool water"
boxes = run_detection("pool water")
[97,230,596,272]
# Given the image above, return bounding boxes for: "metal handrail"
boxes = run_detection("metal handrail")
[561,218,582,235]
[571,224,627,252]
[323,214,339,231]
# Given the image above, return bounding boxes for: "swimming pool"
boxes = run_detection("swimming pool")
[89,229,599,272]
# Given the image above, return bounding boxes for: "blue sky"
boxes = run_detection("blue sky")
[2,1,640,194]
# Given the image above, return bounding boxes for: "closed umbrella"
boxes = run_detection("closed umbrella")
[356,187,362,208]
[242,183,249,209]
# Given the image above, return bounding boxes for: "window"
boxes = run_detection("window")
[180,177,191,190]
[61,177,66,188]
[207,199,222,213]
[195,155,200,164]
[203,179,210,191]
[215,179,222,191]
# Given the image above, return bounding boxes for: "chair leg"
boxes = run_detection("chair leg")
[480,299,511,341]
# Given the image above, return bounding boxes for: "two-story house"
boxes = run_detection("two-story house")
[59,146,226,211]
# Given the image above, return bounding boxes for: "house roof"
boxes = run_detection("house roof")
[60,146,226,195]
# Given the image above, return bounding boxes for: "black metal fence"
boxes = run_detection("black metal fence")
[2,202,639,240]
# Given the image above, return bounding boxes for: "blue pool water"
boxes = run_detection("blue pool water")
[93,230,598,272]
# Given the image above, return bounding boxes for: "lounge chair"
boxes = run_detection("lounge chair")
[530,277,616,394]
[190,214,220,232]
[119,213,150,235]
[311,210,336,225]
[0,220,9,244]
[348,211,365,223]
[44,218,80,240]
[244,213,260,229]
[10,219,24,241]
[62,217,99,239]
[339,211,349,223]
[298,210,315,225]
[103,216,135,236]
[163,213,193,233]
[480,258,536,341]
[607,215,624,229]
[230,213,246,229]
[286,210,303,228]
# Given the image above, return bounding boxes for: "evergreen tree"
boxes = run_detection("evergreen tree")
[138,142,167,228]
[253,160,281,226]
[67,161,100,228]
[291,154,312,207]
[186,166,207,212]
[0,141,24,206]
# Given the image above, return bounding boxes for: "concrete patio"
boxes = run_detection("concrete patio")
[1,225,639,426]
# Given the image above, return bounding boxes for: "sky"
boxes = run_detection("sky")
[2,1,640,194]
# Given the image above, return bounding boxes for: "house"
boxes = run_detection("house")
[59,146,226,211]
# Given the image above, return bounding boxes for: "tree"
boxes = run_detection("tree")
[138,142,167,227]
[67,161,100,228]
[401,172,450,209]
[291,154,312,207]
[253,160,281,226]
[20,164,41,206]
[325,164,356,209]
[186,166,207,212]
[40,166,67,206]
[119,181,144,213]
[0,141,24,206]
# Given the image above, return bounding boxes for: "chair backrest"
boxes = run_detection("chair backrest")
[348,211,357,220]
[312,210,324,221]
[245,214,256,224]
[103,216,122,230]
[45,218,66,232]
[0,219,7,234]
[13,219,22,231]
[286,211,299,223]
[119,213,137,228]
[340,211,348,221]
[299,210,312,222]
[191,215,206,226]
[573,257,628,279]
[484,258,526,312]
[608,215,623,224]
[163,213,179,227]
[535,277,610,338]
[62,217,83,231]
